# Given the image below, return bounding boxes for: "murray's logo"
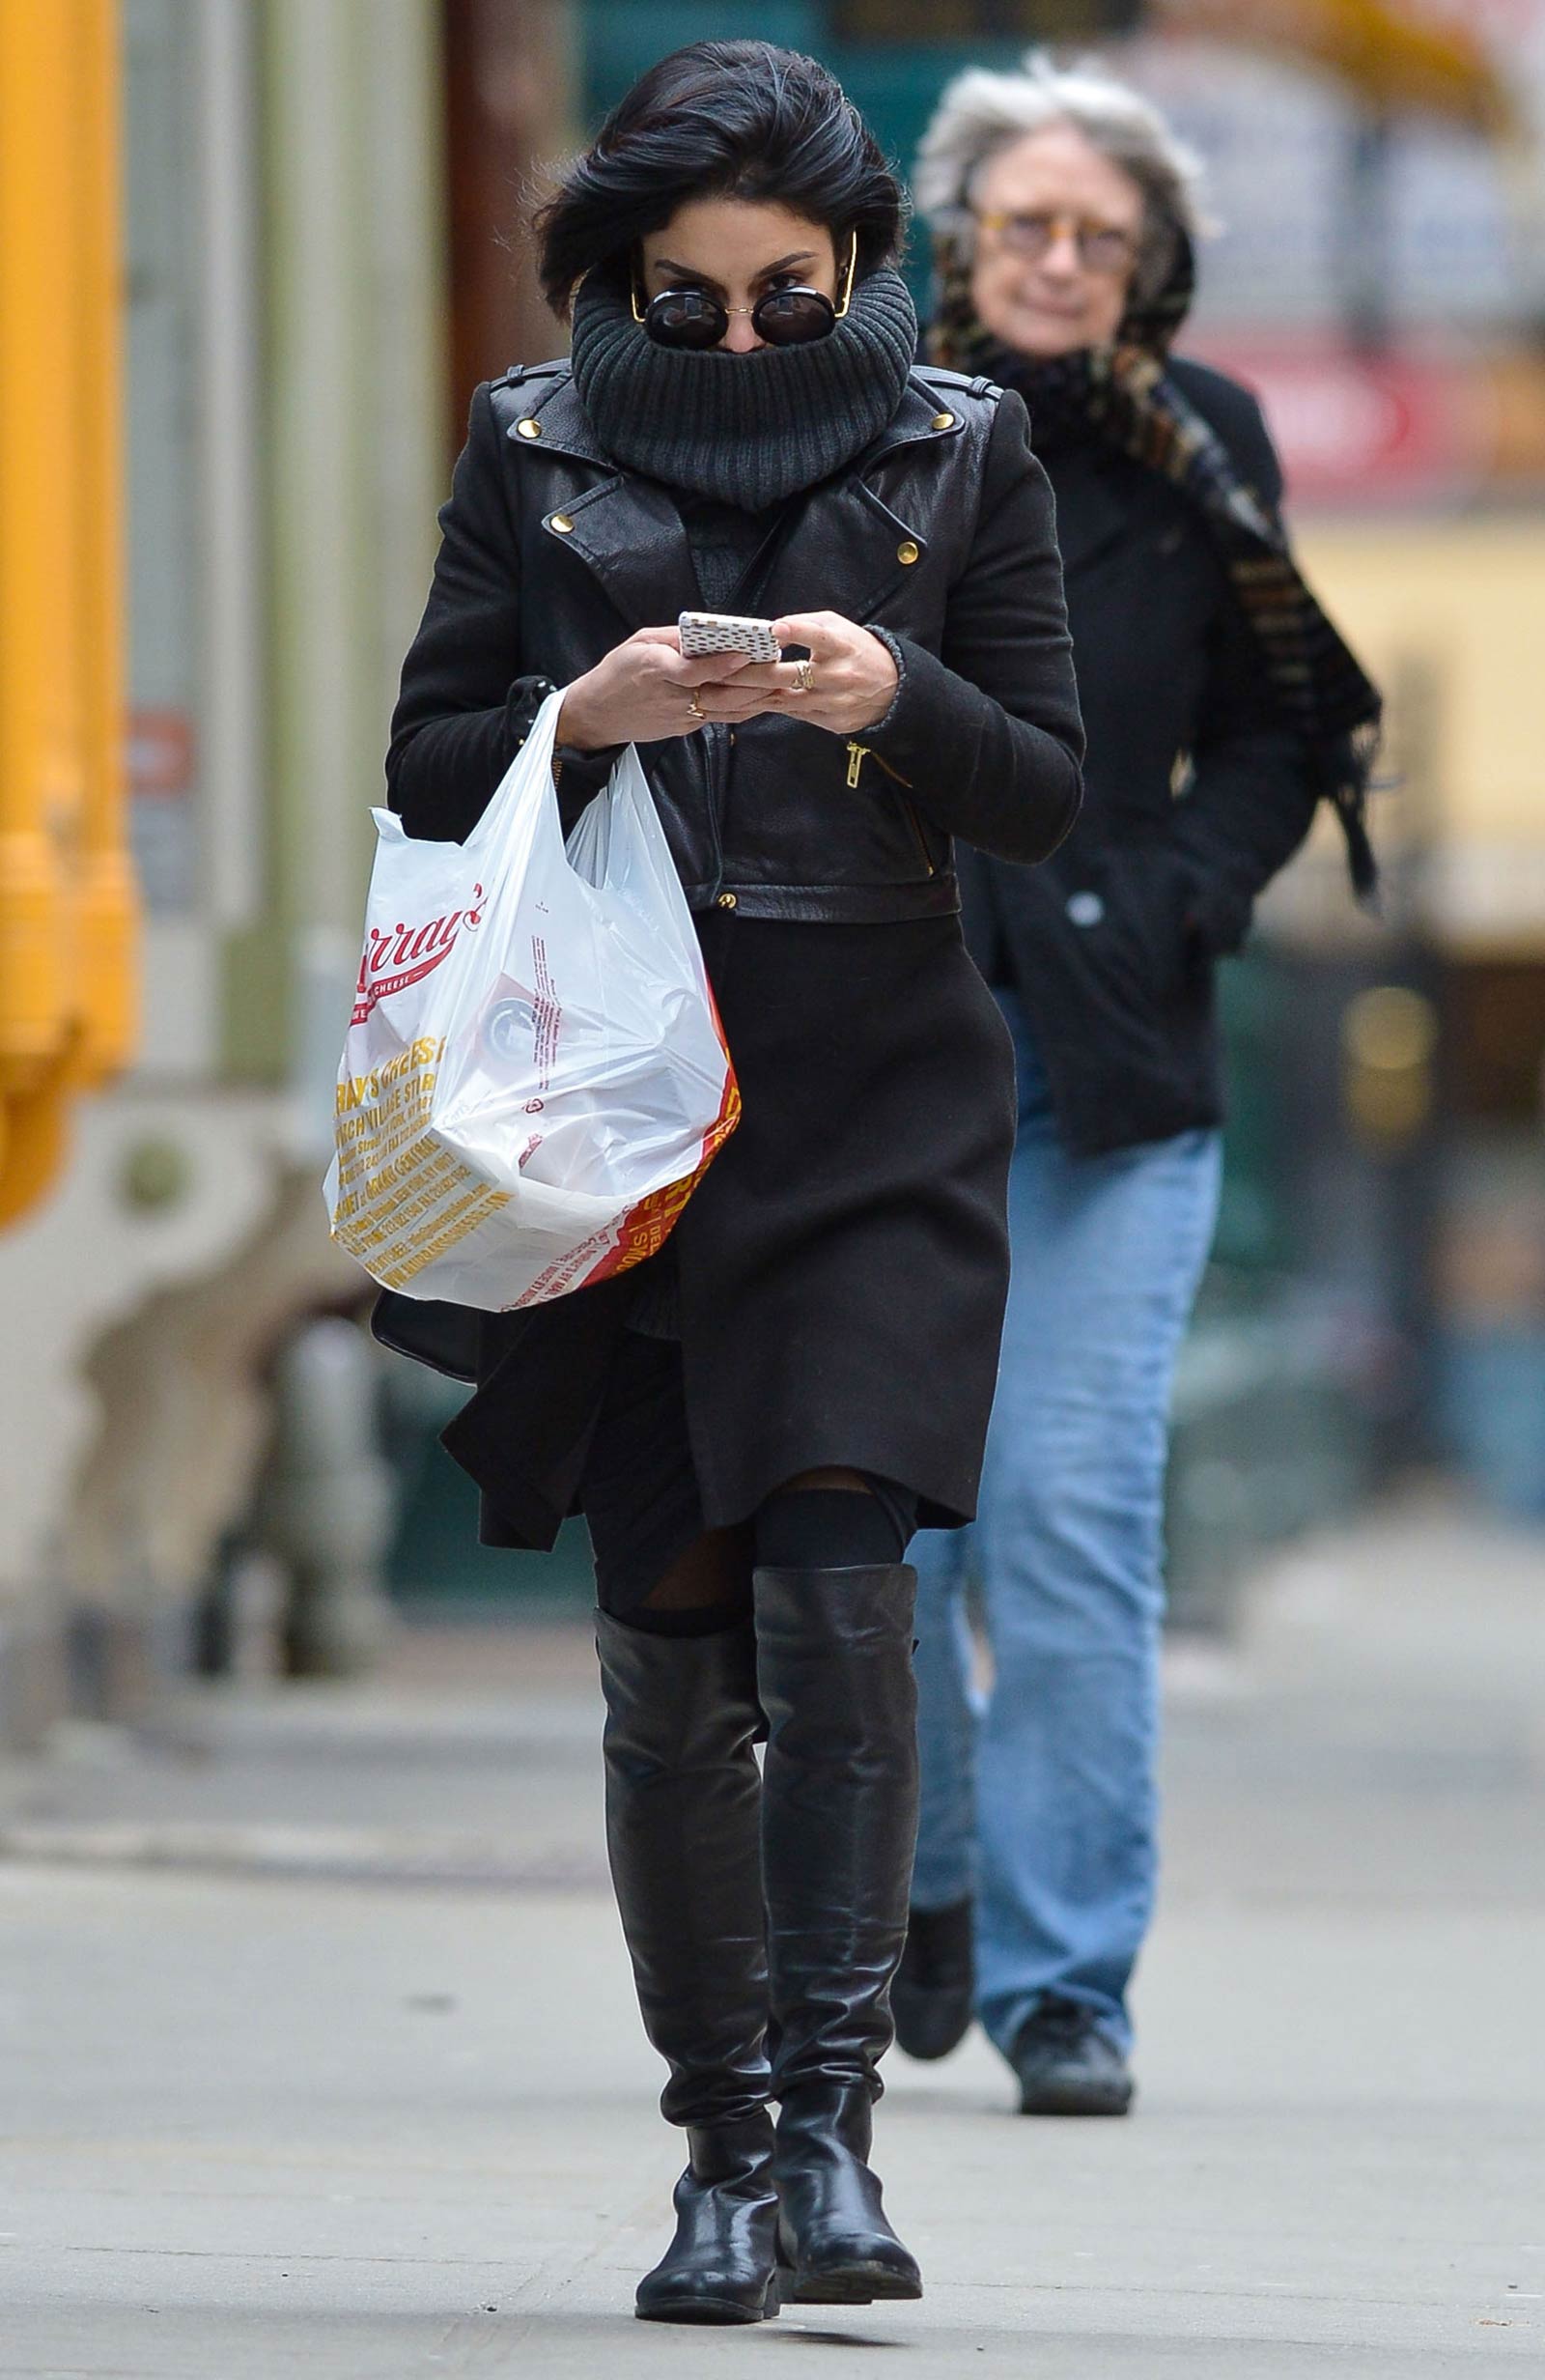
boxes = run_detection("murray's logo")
[351,886,485,1024]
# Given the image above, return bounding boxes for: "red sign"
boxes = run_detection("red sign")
[126,707,196,796]
[1191,339,1477,507]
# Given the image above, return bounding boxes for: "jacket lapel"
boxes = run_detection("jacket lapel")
[507,379,702,631]
[764,378,962,623]
[541,472,704,630]
[761,476,923,626]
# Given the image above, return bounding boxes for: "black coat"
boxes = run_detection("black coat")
[375,360,1084,1547]
[963,358,1319,1157]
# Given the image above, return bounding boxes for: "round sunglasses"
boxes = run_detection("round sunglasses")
[632,236,857,351]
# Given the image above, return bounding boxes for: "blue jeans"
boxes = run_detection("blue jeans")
[911,993,1222,2058]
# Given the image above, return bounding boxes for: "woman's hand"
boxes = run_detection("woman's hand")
[693,610,899,737]
[558,613,900,747]
[557,627,768,749]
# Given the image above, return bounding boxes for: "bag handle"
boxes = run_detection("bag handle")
[460,685,572,857]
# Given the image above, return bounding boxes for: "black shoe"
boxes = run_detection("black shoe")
[772,2081,922,2305]
[893,1898,975,2062]
[1009,1996,1136,2116]
[595,1615,780,2324]
[635,2117,782,2326]
[754,1564,925,2307]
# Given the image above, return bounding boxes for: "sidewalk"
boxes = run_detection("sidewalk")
[3,1492,1543,2374]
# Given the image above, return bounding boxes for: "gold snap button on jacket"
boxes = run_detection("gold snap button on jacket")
[516,416,542,439]
[716,892,738,910]
[931,411,955,431]
[548,513,575,535]
[897,539,920,565]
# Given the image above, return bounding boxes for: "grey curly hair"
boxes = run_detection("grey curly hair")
[914,51,1211,306]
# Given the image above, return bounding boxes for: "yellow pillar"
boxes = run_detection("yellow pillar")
[0,0,74,1092]
[0,0,137,1227]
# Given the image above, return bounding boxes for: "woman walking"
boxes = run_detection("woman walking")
[894,54,1380,2113]
[381,41,1082,2321]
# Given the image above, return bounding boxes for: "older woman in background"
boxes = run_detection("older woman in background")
[896,54,1380,2113]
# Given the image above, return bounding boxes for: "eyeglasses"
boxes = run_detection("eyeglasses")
[632,235,858,350]
[974,210,1137,276]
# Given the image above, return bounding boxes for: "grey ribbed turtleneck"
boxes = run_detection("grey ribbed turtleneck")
[569,267,919,513]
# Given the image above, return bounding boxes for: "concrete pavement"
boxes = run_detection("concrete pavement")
[2,1492,1543,2373]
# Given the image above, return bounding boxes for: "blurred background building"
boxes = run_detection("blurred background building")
[1,0,1542,1740]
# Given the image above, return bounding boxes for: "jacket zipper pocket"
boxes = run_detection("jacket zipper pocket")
[901,797,936,878]
[845,742,934,877]
[846,741,914,791]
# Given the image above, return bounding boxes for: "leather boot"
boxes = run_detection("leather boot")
[753,1564,924,2306]
[596,1613,780,2325]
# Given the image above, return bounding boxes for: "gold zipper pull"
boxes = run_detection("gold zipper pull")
[846,741,867,789]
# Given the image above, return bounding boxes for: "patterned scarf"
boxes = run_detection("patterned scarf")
[928,232,1382,899]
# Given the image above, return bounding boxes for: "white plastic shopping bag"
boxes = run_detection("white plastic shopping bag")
[324,691,739,1310]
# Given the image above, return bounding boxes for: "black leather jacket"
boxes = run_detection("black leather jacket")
[386,362,1083,919]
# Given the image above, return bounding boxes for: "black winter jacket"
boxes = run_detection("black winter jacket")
[386,363,1084,912]
[965,358,1319,1157]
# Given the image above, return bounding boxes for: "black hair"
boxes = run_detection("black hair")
[534,41,907,317]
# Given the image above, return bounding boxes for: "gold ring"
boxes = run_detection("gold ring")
[793,657,815,694]
[687,694,705,721]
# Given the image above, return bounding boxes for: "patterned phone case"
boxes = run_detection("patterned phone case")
[678,610,781,663]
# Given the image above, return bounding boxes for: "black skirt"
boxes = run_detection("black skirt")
[439,909,1017,1562]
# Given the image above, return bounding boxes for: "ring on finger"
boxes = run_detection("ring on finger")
[687,694,706,721]
[792,657,815,695]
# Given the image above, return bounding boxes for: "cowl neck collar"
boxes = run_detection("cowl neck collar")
[569,266,919,510]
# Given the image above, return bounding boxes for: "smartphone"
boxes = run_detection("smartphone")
[678,609,781,665]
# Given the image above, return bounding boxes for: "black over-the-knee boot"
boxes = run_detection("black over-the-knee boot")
[753,1564,924,2306]
[595,1612,780,2325]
